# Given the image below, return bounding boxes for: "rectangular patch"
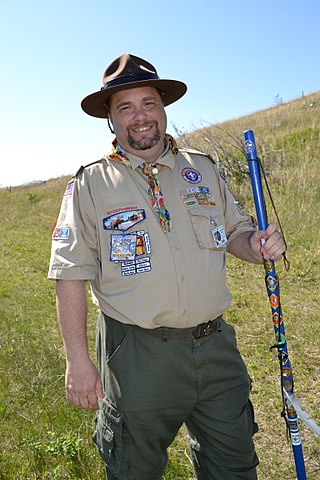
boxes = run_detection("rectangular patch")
[181,194,198,207]
[106,205,138,216]
[186,186,209,194]
[186,187,200,194]
[135,232,152,257]
[194,193,208,205]
[64,181,74,197]
[52,226,70,240]
[211,226,227,248]
[207,194,216,207]
[121,256,152,276]
[110,234,137,262]
[181,188,216,208]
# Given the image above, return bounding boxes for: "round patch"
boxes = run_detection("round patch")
[181,168,202,184]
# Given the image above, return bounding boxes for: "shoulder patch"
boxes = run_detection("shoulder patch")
[73,158,105,178]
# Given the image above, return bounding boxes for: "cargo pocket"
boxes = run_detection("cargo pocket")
[188,206,227,250]
[92,398,123,473]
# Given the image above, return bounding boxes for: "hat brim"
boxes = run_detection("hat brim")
[81,79,187,118]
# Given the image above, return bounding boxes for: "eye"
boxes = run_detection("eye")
[144,100,156,108]
[118,104,132,113]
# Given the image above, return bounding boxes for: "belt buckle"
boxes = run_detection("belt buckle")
[202,322,214,337]
[193,321,213,339]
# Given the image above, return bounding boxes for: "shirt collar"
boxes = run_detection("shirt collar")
[125,139,176,171]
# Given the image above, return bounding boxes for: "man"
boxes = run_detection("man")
[48,53,286,480]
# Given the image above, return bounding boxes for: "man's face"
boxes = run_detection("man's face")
[108,86,167,161]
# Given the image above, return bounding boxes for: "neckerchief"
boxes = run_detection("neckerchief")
[107,134,178,233]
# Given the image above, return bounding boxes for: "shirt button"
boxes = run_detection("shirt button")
[182,309,187,316]
[181,276,185,282]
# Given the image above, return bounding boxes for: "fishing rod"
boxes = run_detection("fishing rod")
[243,129,307,479]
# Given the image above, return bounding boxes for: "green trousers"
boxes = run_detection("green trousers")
[93,312,259,480]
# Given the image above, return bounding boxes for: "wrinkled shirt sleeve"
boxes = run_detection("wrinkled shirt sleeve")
[48,174,99,280]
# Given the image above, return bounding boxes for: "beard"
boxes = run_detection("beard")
[127,123,162,151]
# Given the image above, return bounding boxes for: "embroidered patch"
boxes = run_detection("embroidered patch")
[52,226,70,240]
[121,231,152,275]
[181,194,199,207]
[135,232,151,257]
[181,168,202,184]
[121,256,152,276]
[106,205,138,216]
[211,226,227,248]
[64,181,74,196]
[109,230,152,275]
[103,209,146,232]
[110,234,137,262]
[194,193,208,205]
[207,195,216,206]
[181,190,216,208]
[186,186,209,194]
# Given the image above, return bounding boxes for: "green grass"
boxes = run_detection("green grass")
[1,91,319,479]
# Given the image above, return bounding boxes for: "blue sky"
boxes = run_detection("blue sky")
[1,0,319,187]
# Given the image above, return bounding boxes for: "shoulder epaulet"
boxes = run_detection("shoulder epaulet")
[179,148,216,165]
[73,158,105,178]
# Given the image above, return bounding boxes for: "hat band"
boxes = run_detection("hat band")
[101,71,160,91]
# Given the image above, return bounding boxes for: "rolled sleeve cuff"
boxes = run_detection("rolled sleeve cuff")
[47,265,96,281]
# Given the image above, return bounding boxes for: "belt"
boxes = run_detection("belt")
[133,316,222,341]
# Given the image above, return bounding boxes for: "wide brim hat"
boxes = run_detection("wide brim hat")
[81,53,187,118]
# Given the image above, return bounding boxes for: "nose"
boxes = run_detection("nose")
[132,106,148,121]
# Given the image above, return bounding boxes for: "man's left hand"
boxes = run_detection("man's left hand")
[250,223,286,262]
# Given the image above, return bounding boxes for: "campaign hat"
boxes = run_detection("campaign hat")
[81,53,187,118]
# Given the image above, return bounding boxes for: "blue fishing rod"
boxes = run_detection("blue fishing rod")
[243,129,307,479]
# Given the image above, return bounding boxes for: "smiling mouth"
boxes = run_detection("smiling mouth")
[127,122,161,151]
[131,123,154,134]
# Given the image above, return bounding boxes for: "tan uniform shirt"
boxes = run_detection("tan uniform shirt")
[48,147,255,328]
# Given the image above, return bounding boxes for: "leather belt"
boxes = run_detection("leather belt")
[133,316,222,340]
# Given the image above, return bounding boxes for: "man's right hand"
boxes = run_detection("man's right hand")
[56,280,104,410]
[65,356,104,410]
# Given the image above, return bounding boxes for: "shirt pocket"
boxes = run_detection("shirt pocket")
[188,206,227,251]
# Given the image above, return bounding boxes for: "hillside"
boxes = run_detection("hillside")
[0,91,319,479]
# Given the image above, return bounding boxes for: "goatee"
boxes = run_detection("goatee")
[127,125,161,151]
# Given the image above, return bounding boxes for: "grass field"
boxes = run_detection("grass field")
[0,91,319,479]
